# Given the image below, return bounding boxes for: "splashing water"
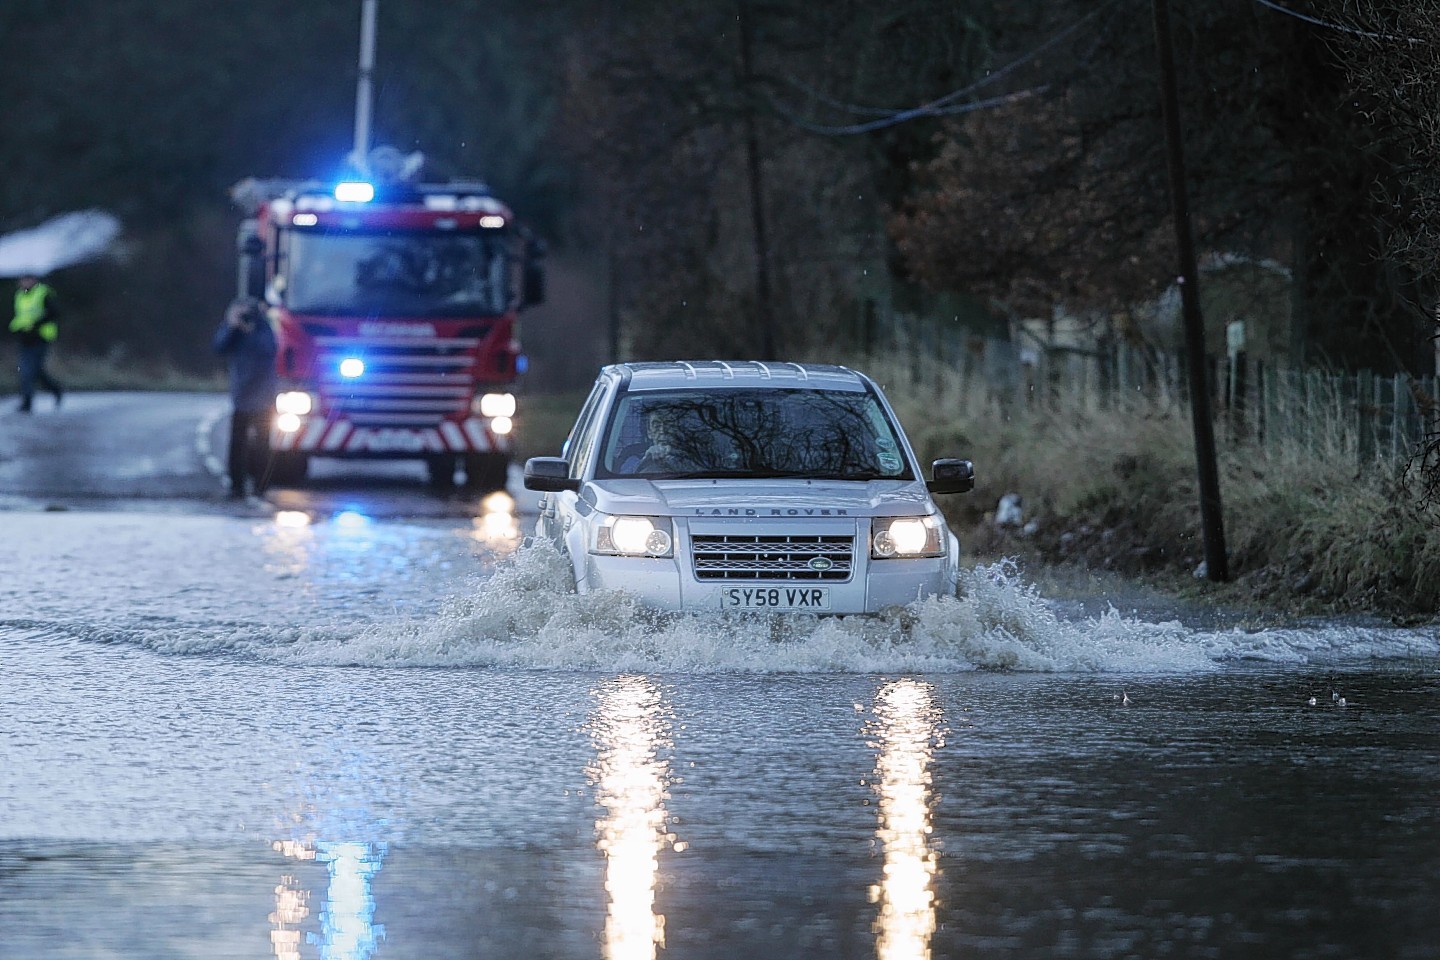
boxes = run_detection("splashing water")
[271,541,1217,673]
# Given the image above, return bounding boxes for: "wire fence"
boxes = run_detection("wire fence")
[863,312,1437,468]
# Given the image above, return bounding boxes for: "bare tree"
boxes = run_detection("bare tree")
[890,0,1429,372]
[1328,1,1440,505]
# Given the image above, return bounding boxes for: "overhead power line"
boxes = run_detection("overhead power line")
[1251,0,1418,42]
[778,87,1050,136]
[775,0,1125,136]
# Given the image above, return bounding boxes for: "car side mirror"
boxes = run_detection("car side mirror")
[927,458,974,495]
[524,456,579,492]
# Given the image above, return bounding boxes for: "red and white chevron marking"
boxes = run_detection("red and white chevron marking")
[269,418,509,455]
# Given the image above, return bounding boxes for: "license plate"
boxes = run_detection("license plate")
[720,586,831,611]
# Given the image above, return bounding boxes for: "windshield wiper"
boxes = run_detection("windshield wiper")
[648,468,899,481]
[640,469,799,480]
[812,470,902,482]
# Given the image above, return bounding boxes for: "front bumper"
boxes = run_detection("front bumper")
[578,517,959,614]
[269,416,511,456]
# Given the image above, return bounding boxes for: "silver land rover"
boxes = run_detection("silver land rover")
[523,361,975,614]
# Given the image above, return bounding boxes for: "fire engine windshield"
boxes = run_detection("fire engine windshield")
[285,229,509,316]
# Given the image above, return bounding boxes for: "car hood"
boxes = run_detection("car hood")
[582,478,937,518]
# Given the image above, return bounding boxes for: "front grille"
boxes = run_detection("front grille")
[314,335,478,426]
[691,534,854,581]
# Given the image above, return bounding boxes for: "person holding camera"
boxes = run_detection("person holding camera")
[213,297,277,498]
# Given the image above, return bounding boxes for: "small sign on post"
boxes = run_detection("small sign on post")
[1226,319,1246,357]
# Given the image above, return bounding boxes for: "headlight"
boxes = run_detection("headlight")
[475,392,517,418]
[871,515,945,558]
[593,515,674,557]
[275,391,314,416]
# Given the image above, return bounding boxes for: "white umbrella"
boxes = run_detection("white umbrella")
[0,210,121,278]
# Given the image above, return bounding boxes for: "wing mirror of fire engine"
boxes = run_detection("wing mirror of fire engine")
[523,456,578,492]
[521,235,547,308]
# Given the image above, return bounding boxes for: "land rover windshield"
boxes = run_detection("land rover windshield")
[285,229,510,316]
[596,388,916,481]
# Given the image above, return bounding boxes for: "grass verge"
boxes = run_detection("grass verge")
[864,351,1440,621]
[0,346,224,393]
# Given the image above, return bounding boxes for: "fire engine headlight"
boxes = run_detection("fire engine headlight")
[275,391,314,416]
[593,515,674,557]
[275,412,303,433]
[490,416,513,436]
[871,516,945,559]
[474,392,517,418]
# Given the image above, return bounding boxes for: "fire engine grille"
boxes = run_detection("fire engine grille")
[690,534,854,582]
[314,335,479,426]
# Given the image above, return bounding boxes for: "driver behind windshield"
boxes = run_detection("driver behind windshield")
[619,408,699,473]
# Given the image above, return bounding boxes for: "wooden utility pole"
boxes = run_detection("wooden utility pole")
[352,0,379,170]
[1152,0,1230,582]
[738,0,777,359]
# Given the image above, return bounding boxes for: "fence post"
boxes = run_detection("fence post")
[1255,360,1267,448]
[1296,368,1307,451]
[1393,373,1409,464]
[1373,372,1385,465]
[1357,369,1374,466]
[1228,351,1248,439]
[909,313,922,387]
[1430,375,1439,446]
[1303,368,1321,455]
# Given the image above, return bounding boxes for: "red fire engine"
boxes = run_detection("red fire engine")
[230,167,545,491]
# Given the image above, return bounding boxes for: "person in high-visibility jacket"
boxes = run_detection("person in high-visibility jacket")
[8,274,64,413]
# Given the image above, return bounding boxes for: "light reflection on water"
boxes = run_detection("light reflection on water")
[589,676,675,960]
[270,839,315,960]
[315,841,386,960]
[267,837,386,960]
[870,679,942,960]
[263,511,317,579]
[275,510,312,530]
[333,511,372,531]
[471,491,520,546]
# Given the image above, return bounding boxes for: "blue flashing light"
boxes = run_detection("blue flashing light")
[334,509,371,529]
[340,357,366,379]
[516,353,529,374]
[335,181,376,203]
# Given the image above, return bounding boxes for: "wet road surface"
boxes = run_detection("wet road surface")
[2,392,1438,960]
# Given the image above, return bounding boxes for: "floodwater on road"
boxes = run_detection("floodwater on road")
[1,505,1437,960]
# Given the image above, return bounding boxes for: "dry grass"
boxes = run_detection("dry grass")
[0,345,224,393]
[852,348,1440,617]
